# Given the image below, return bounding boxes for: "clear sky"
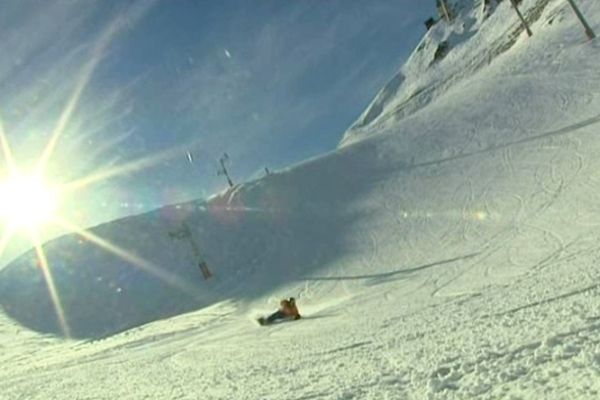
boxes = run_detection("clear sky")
[0,0,434,262]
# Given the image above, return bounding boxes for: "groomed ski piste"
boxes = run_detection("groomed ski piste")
[2,0,600,398]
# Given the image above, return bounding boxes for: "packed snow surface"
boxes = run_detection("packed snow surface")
[2,0,600,398]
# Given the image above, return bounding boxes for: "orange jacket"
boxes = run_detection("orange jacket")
[280,299,301,320]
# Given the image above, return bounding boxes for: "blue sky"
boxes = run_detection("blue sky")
[0,0,434,249]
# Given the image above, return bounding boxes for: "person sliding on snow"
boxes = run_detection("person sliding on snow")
[260,297,301,325]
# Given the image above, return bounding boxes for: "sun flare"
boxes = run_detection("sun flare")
[0,2,181,339]
[0,172,61,230]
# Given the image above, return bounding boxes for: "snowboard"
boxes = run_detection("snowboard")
[256,316,297,326]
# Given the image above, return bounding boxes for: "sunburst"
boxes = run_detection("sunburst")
[0,1,200,339]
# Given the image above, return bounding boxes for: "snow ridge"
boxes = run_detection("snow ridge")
[341,0,555,146]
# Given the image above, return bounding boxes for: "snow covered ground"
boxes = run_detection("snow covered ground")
[2,0,600,398]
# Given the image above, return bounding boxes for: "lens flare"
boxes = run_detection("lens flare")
[31,230,71,338]
[52,216,202,299]
[474,211,488,221]
[0,1,175,339]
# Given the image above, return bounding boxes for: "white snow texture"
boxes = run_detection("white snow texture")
[2,0,600,398]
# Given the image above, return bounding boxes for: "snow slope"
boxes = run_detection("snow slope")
[2,0,600,398]
[341,0,559,146]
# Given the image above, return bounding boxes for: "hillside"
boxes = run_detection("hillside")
[2,0,600,398]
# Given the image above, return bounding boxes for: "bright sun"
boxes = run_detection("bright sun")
[0,4,198,339]
[0,172,60,231]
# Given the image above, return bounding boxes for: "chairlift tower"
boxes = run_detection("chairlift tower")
[566,0,596,40]
[510,0,533,37]
[169,223,212,280]
[437,0,452,22]
[218,153,234,187]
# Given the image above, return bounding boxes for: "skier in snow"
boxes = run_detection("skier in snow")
[260,297,301,325]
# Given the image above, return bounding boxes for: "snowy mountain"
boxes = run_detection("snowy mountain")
[342,0,557,145]
[3,0,600,398]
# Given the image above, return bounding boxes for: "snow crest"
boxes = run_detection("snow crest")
[341,0,555,146]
